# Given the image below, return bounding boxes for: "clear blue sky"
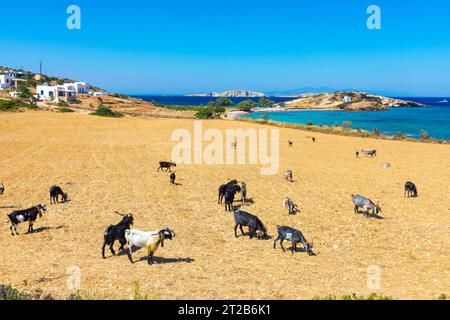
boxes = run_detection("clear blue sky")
[1,0,450,96]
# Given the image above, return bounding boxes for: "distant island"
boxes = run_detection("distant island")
[285,91,426,111]
[188,90,265,98]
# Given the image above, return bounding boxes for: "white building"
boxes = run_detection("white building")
[36,84,76,102]
[74,82,90,94]
[0,72,15,90]
[343,95,352,103]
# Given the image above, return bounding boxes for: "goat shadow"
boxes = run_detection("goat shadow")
[237,233,273,240]
[240,198,255,205]
[355,211,385,220]
[28,225,65,234]
[171,183,183,186]
[0,206,16,209]
[282,246,318,255]
[136,256,195,264]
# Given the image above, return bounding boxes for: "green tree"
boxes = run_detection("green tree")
[195,108,214,119]
[19,87,33,99]
[237,100,257,112]
[215,97,233,107]
[258,97,275,107]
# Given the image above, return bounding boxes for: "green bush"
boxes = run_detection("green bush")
[0,99,37,111]
[237,100,257,112]
[306,121,313,126]
[0,285,33,300]
[195,108,214,119]
[90,106,124,118]
[59,107,75,113]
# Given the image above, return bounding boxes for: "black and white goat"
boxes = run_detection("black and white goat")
[158,161,176,172]
[284,170,294,182]
[8,204,47,236]
[273,225,315,255]
[125,228,175,264]
[352,194,382,218]
[283,197,300,215]
[0,182,4,196]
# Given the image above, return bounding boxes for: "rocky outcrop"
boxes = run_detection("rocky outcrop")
[286,92,426,111]
[189,90,265,98]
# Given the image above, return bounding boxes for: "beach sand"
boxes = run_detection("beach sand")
[0,111,449,300]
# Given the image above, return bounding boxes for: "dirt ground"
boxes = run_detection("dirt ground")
[0,111,448,300]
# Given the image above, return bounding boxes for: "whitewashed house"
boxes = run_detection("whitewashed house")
[0,72,15,90]
[74,82,90,94]
[36,84,76,102]
[343,95,352,103]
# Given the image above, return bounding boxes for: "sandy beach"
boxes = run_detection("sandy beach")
[0,111,449,300]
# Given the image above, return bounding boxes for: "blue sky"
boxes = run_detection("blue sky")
[1,0,450,96]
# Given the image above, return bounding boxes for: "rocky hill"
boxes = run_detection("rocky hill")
[189,90,265,97]
[286,92,426,110]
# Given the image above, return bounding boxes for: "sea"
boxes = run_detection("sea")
[136,96,450,141]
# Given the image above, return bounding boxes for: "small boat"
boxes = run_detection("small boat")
[438,99,448,103]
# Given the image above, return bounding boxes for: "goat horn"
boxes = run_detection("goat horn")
[114,211,126,217]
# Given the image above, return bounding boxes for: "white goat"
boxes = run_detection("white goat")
[125,228,175,265]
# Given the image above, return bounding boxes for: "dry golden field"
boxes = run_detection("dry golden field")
[0,111,449,300]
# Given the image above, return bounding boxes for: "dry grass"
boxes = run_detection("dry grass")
[0,111,449,300]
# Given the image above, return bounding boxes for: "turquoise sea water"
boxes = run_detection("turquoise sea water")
[245,98,450,140]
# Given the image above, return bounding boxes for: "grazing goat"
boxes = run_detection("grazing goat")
[356,151,360,158]
[158,161,176,172]
[234,210,267,239]
[284,170,294,182]
[0,182,4,195]
[352,194,382,218]
[8,204,47,236]
[102,212,134,259]
[404,181,418,198]
[273,226,314,255]
[288,140,293,147]
[224,184,241,212]
[283,197,299,215]
[170,172,176,186]
[50,186,68,204]
[125,228,175,264]
[312,137,316,143]
[218,180,238,204]
[239,181,248,205]
[361,150,377,158]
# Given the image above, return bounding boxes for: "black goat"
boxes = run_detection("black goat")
[8,204,47,236]
[50,186,68,204]
[288,140,293,147]
[404,181,418,198]
[224,184,241,212]
[234,210,267,239]
[102,212,134,259]
[170,172,176,185]
[0,182,4,195]
[218,180,238,204]
[158,161,176,172]
[273,225,315,255]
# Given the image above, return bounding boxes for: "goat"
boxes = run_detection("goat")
[361,150,377,158]
[284,170,294,182]
[158,161,176,172]
[312,137,316,143]
[404,181,418,198]
[234,210,267,239]
[218,179,238,204]
[102,212,134,259]
[170,172,176,186]
[125,228,175,264]
[273,226,315,255]
[288,140,293,147]
[8,204,47,236]
[0,182,4,195]
[352,194,382,218]
[283,197,299,215]
[49,186,68,204]
[224,184,241,212]
[356,151,360,158]
[239,181,248,205]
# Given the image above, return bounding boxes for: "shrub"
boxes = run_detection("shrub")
[111,93,130,99]
[195,108,214,119]
[262,114,269,121]
[0,285,33,300]
[0,99,37,111]
[237,100,257,112]
[59,107,75,113]
[90,106,124,118]
[306,121,313,126]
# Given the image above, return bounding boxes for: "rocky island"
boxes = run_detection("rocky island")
[189,89,265,98]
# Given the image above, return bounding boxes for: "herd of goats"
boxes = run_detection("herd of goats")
[0,142,419,265]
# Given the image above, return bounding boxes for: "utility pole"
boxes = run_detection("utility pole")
[40,61,42,75]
